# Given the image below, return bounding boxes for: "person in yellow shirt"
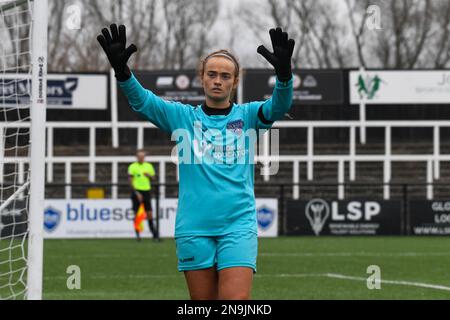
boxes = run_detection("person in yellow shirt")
[128,149,157,241]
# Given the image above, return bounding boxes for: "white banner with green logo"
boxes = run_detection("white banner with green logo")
[350,71,450,104]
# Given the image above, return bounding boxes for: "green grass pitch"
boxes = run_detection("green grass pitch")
[41,237,450,300]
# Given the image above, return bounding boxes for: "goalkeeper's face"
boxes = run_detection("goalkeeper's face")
[202,57,238,104]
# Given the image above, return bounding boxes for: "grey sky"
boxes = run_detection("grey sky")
[210,0,274,67]
[211,0,348,67]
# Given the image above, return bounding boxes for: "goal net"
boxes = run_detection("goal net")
[0,0,47,300]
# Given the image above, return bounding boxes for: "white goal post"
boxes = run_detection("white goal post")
[0,0,47,300]
[27,0,47,300]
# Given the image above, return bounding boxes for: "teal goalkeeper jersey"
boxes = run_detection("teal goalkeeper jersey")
[118,73,293,237]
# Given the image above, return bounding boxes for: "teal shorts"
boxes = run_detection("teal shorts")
[175,230,258,273]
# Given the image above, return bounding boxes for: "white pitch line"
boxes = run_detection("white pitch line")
[48,253,172,259]
[325,273,450,292]
[257,273,450,292]
[43,272,450,293]
[259,252,450,257]
[56,252,450,260]
[43,274,181,280]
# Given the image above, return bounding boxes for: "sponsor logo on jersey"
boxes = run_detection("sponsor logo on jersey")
[226,119,244,135]
[179,256,195,263]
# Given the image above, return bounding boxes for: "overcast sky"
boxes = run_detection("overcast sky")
[211,0,348,67]
[211,0,273,67]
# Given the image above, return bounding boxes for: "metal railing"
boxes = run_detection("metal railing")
[3,120,450,201]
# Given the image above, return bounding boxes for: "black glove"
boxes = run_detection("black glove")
[257,28,295,82]
[97,24,137,82]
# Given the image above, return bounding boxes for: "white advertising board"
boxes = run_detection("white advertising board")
[0,73,107,109]
[43,198,278,238]
[350,70,450,104]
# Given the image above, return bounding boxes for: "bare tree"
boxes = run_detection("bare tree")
[46,0,164,72]
[237,0,450,69]
[385,0,433,68]
[2,3,31,71]
[47,0,68,71]
[194,0,220,63]
[41,0,450,71]
[236,0,299,67]
[47,0,221,71]
[432,0,450,68]
[345,0,371,68]
[238,0,355,68]
[87,0,161,71]
[292,0,354,68]
[348,0,437,68]
[161,0,219,69]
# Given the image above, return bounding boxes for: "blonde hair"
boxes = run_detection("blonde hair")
[199,49,240,77]
[198,49,240,101]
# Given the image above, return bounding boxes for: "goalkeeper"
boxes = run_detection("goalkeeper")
[97,24,294,300]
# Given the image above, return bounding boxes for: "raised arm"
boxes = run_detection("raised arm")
[97,24,187,133]
[256,28,295,122]
[96,23,136,82]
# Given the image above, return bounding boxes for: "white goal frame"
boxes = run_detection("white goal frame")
[26,0,47,300]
